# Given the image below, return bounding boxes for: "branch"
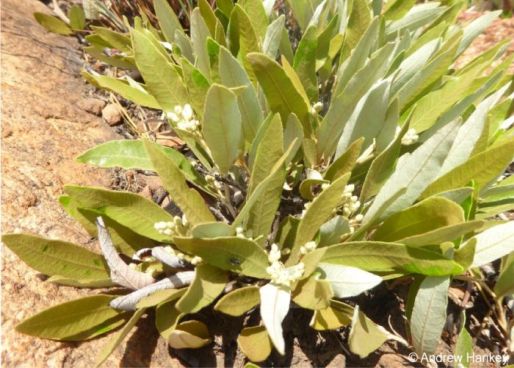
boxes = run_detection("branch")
[110,271,195,311]
[96,217,155,290]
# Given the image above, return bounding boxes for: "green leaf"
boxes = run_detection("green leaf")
[238,143,297,241]
[440,85,509,175]
[176,264,227,313]
[372,197,465,242]
[248,52,311,135]
[401,220,484,247]
[132,29,188,112]
[318,263,382,298]
[45,276,114,289]
[202,84,243,174]
[421,139,514,198]
[259,283,290,355]
[95,308,146,367]
[383,0,416,20]
[410,276,450,354]
[349,306,394,358]
[34,13,72,35]
[219,46,263,143]
[318,216,350,247]
[16,295,128,341]
[68,5,86,30]
[494,258,514,298]
[90,27,131,52]
[293,26,318,101]
[2,234,109,282]
[458,11,501,55]
[466,221,514,268]
[364,120,460,222]
[292,277,333,310]
[454,312,473,368]
[199,0,218,35]
[344,0,372,50]
[237,325,272,363]
[154,0,183,42]
[174,237,269,278]
[263,15,285,58]
[63,185,174,242]
[77,140,210,193]
[308,241,464,276]
[143,140,214,225]
[191,8,212,77]
[289,174,350,264]
[82,74,159,109]
[214,286,260,316]
[155,300,182,340]
[310,300,353,331]
[248,113,283,194]
[239,0,268,39]
[324,138,364,182]
[335,79,391,156]
[231,5,261,82]
[168,320,212,349]
[360,121,407,201]
[319,39,394,159]
[397,34,460,109]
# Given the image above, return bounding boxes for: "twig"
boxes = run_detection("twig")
[96,217,155,289]
[110,271,195,311]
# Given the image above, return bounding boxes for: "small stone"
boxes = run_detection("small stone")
[78,97,106,116]
[102,103,123,126]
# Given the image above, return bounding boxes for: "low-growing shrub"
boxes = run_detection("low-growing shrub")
[8,0,514,365]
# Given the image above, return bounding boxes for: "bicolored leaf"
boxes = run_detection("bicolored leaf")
[318,263,382,298]
[466,221,514,268]
[306,241,464,276]
[372,197,464,242]
[259,283,290,355]
[410,276,450,354]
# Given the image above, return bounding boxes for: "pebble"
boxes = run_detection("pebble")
[102,103,123,126]
[78,97,106,116]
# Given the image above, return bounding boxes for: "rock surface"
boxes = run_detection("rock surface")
[0,0,170,366]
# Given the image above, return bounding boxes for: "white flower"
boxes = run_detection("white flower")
[168,104,200,134]
[190,256,202,265]
[154,221,175,235]
[341,185,360,217]
[402,128,419,145]
[268,243,282,263]
[300,241,317,255]
[266,262,305,288]
[182,104,193,120]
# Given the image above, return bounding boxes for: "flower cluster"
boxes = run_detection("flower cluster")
[154,215,189,236]
[402,128,419,145]
[341,184,360,217]
[300,241,317,255]
[396,127,419,145]
[167,104,200,133]
[266,244,305,288]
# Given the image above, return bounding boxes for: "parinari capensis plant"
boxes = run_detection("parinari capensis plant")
[6,0,514,365]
